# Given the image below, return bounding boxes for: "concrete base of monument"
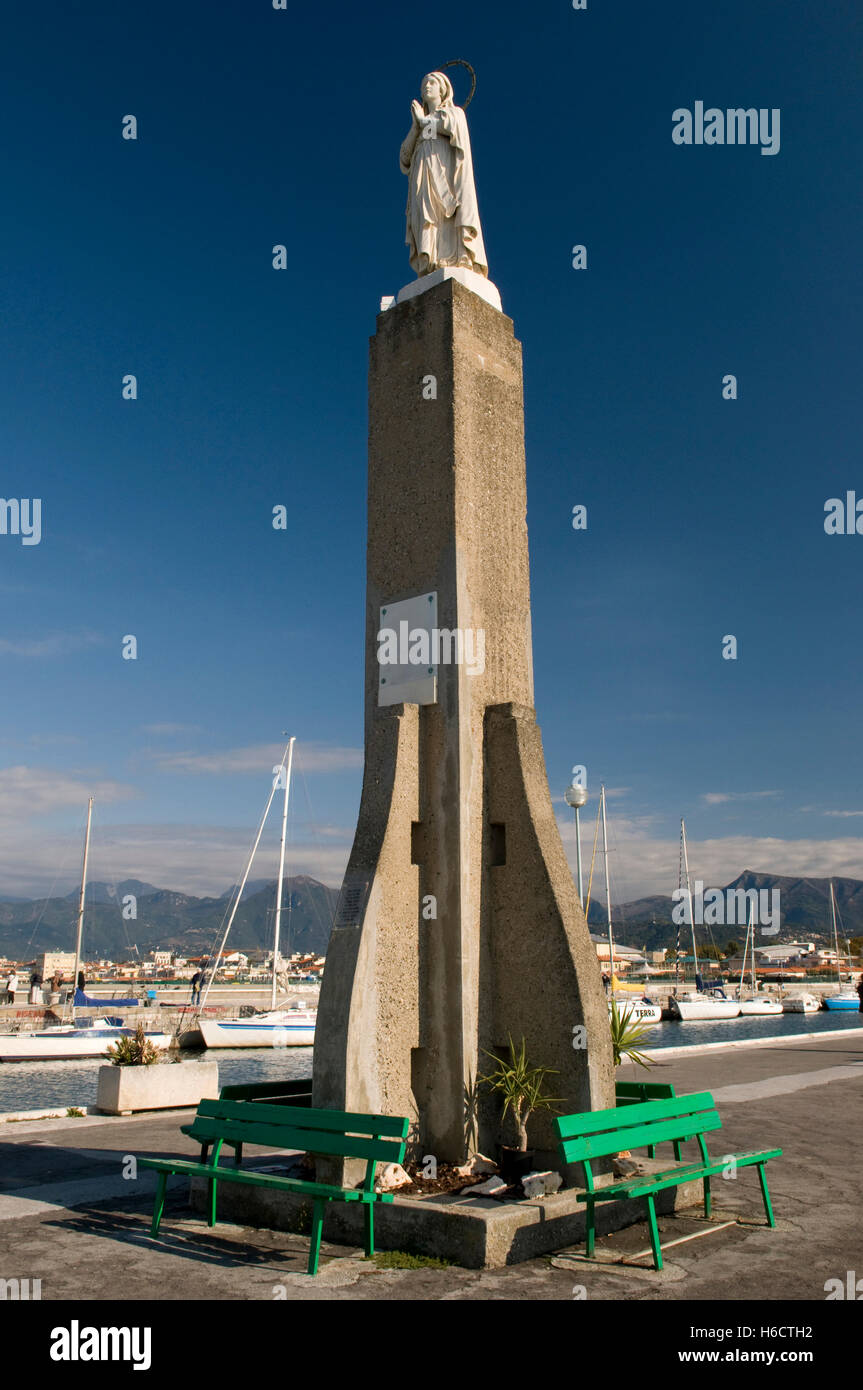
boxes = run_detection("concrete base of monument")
[396,265,502,312]
[189,1169,705,1269]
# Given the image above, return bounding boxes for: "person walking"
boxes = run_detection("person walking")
[5,970,18,1005]
[29,971,43,1005]
[190,970,203,1006]
[857,976,863,1013]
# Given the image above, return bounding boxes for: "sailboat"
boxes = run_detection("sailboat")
[823,882,859,1011]
[598,785,662,1025]
[669,819,740,1021]
[0,800,170,1062]
[197,739,317,1049]
[735,903,783,1016]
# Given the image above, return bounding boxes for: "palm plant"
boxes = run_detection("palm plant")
[479,1034,563,1151]
[609,999,655,1070]
[107,1024,161,1066]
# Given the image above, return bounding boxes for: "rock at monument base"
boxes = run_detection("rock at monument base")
[521,1170,563,1199]
[455,1152,499,1178]
[375,1162,412,1193]
[471,1176,508,1197]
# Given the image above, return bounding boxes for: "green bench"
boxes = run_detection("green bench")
[138,1098,409,1276]
[556,1089,781,1271]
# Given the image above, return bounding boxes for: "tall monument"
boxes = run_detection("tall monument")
[313,71,613,1168]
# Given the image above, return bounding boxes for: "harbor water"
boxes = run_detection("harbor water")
[1,1010,861,1114]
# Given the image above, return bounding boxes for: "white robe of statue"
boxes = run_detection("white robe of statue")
[399,71,488,279]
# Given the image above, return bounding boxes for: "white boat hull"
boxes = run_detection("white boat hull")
[738,999,783,1016]
[0,1021,171,1062]
[782,995,821,1014]
[670,996,741,1020]
[198,1012,316,1049]
[610,998,662,1024]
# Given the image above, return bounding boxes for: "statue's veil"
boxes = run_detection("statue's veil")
[422,71,455,112]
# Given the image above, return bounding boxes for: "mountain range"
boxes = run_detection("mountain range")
[0,869,860,963]
[0,876,339,962]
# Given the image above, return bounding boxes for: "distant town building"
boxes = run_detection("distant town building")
[35,951,76,980]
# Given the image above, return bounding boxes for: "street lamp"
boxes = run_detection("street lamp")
[565,782,589,909]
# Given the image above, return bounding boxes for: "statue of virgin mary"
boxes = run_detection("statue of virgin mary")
[399,71,488,279]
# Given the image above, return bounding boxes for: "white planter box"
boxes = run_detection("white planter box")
[96,1061,219,1115]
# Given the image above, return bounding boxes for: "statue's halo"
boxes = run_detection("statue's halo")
[441,58,476,108]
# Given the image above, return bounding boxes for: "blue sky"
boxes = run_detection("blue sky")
[1,0,861,907]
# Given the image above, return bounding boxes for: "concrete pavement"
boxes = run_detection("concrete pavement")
[0,1031,859,1301]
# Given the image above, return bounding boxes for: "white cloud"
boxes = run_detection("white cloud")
[150,742,363,776]
[823,810,863,818]
[0,820,353,898]
[558,811,863,905]
[0,631,103,658]
[0,766,135,822]
[702,791,780,806]
[141,723,202,736]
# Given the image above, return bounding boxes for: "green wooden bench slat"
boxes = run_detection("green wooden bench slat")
[579,1147,783,1202]
[193,1097,410,1139]
[616,1081,676,1102]
[220,1079,313,1105]
[559,1110,722,1163]
[137,1157,392,1202]
[182,1115,405,1164]
[556,1090,715,1140]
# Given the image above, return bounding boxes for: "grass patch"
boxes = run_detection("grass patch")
[66,1107,86,1118]
[369,1250,451,1270]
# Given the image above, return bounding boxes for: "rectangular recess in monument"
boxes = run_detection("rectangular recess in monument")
[378,591,438,707]
[490,823,507,867]
[410,821,426,865]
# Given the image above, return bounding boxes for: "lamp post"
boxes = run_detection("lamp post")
[565,782,588,910]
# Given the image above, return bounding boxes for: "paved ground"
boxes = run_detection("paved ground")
[0,1033,860,1302]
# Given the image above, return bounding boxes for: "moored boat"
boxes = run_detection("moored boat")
[197,1006,317,1049]
[0,1017,170,1062]
[670,992,741,1021]
[782,993,821,1014]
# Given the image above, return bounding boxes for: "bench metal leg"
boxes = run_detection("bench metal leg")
[644,1195,662,1271]
[234,1143,244,1168]
[365,1201,375,1258]
[756,1163,775,1227]
[208,1177,218,1227]
[703,1174,712,1219]
[673,1141,682,1161]
[150,1173,168,1239]
[308,1198,325,1276]
[584,1199,596,1258]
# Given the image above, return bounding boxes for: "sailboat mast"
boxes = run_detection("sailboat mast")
[681,818,698,980]
[70,797,93,1017]
[271,737,295,1011]
[830,881,841,986]
[199,747,289,1011]
[600,785,614,985]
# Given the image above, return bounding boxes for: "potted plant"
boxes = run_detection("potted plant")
[96,1026,219,1115]
[479,1034,563,1183]
[106,1025,162,1067]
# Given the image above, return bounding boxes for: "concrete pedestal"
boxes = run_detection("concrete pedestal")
[313,278,613,1172]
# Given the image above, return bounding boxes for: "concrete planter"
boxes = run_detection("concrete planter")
[96,1061,219,1115]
